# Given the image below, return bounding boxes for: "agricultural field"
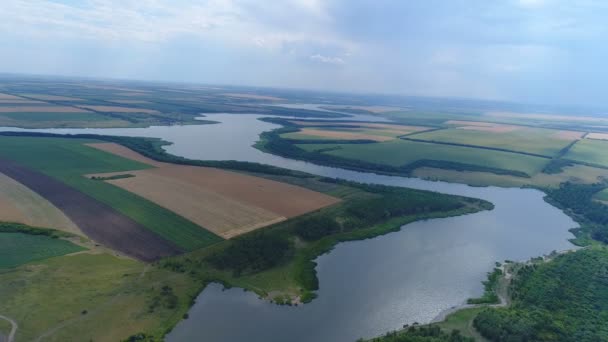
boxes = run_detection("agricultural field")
[411,124,582,157]
[298,139,549,176]
[282,120,431,142]
[0,232,83,269]
[0,172,80,235]
[564,138,608,168]
[0,136,220,258]
[87,143,341,239]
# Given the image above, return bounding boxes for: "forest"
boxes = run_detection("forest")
[473,248,608,341]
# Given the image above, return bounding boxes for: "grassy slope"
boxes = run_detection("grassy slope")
[0,232,83,268]
[0,136,221,251]
[565,138,608,168]
[300,140,548,176]
[0,253,200,342]
[411,127,573,157]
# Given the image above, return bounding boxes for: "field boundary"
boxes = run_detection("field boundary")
[400,137,553,159]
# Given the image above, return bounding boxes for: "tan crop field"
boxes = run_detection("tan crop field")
[554,130,585,140]
[0,172,80,235]
[0,106,90,113]
[291,128,394,141]
[586,132,608,140]
[485,111,608,123]
[78,105,160,114]
[289,120,429,132]
[20,94,84,101]
[0,93,23,100]
[321,105,404,113]
[86,143,341,238]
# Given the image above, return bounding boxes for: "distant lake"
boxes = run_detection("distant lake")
[0,113,577,342]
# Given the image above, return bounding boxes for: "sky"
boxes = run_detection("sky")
[1,0,607,106]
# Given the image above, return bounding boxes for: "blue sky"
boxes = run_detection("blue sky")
[1,0,607,106]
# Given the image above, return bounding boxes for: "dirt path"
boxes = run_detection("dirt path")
[0,315,17,342]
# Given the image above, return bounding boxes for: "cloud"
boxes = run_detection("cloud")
[309,54,345,65]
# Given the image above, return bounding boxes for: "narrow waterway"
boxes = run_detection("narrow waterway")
[0,113,577,341]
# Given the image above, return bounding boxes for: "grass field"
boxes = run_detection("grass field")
[0,136,221,251]
[299,139,549,176]
[0,232,83,268]
[412,126,580,157]
[565,138,608,168]
[0,253,200,341]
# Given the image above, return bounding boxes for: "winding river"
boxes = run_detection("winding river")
[0,113,577,341]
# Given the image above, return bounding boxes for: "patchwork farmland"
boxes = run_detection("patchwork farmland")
[87,142,341,239]
[0,136,340,260]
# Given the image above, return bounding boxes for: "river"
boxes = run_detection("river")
[0,113,577,341]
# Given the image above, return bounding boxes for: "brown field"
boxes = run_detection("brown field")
[0,93,23,100]
[0,106,89,113]
[289,120,428,132]
[0,172,80,235]
[109,100,151,104]
[20,94,84,101]
[296,128,394,141]
[0,99,46,104]
[86,143,341,238]
[554,130,585,140]
[78,105,159,114]
[485,111,608,123]
[222,93,283,101]
[586,132,608,140]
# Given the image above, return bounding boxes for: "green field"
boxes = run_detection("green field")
[0,111,114,122]
[0,232,83,268]
[299,139,549,176]
[0,136,221,250]
[411,127,576,157]
[0,252,200,341]
[564,138,608,168]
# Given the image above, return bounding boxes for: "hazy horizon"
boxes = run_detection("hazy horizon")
[2,1,607,108]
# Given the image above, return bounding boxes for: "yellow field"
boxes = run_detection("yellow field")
[294,128,395,141]
[0,172,80,235]
[98,170,286,239]
[86,143,340,238]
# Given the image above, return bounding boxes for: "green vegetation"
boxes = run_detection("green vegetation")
[365,325,474,342]
[0,232,83,268]
[466,267,502,305]
[0,136,221,250]
[565,138,608,168]
[473,248,608,342]
[0,252,201,341]
[91,173,135,181]
[411,127,574,157]
[545,182,608,244]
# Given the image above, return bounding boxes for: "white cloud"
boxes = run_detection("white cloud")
[309,53,345,65]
